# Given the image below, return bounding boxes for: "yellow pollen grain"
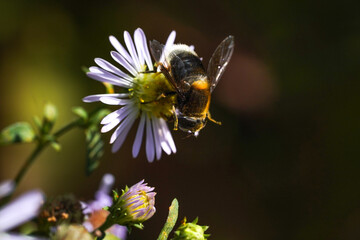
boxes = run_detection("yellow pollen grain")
[47,216,57,222]
[192,80,209,90]
[61,212,69,219]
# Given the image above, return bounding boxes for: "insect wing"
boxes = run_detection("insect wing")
[207,36,235,93]
[150,40,186,99]
[149,40,165,65]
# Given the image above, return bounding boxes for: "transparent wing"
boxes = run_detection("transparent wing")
[207,36,235,93]
[150,40,185,99]
[149,40,165,64]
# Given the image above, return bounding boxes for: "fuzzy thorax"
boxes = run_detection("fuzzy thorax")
[130,69,176,119]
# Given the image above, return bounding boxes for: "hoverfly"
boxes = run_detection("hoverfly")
[150,34,235,136]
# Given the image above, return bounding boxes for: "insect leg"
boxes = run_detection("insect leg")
[173,106,178,131]
[207,112,222,125]
[140,69,157,74]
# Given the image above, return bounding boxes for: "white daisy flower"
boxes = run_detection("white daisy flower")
[83,28,177,162]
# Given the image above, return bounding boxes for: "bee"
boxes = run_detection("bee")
[150,34,235,136]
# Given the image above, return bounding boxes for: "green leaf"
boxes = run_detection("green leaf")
[81,66,90,73]
[85,125,104,175]
[132,223,144,230]
[72,106,88,121]
[157,198,179,240]
[0,122,36,145]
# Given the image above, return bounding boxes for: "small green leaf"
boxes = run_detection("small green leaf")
[132,223,144,230]
[85,126,105,175]
[81,66,90,73]
[0,122,36,145]
[112,190,119,201]
[72,107,88,121]
[157,198,179,240]
[50,141,61,151]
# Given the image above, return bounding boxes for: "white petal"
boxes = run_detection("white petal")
[83,93,129,103]
[0,190,44,232]
[102,105,134,133]
[109,35,135,66]
[136,28,153,71]
[101,118,121,133]
[87,71,132,88]
[99,96,132,105]
[108,224,128,240]
[98,173,115,194]
[160,30,176,63]
[0,233,45,240]
[157,119,171,155]
[111,51,138,76]
[152,118,162,160]
[124,31,141,72]
[111,110,139,152]
[83,221,94,232]
[132,111,146,158]
[94,58,133,81]
[160,118,176,153]
[89,66,133,84]
[134,29,145,66]
[101,107,128,125]
[109,106,137,143]
[145,115,155,162]
[0,180,15,199]
[88,66,103,73]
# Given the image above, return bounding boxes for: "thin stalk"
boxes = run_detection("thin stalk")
[0,108,103,207]
[13,118,82,187]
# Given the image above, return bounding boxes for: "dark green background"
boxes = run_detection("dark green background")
[1,0,359,239]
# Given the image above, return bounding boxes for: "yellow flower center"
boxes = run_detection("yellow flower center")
[130,67,176,120]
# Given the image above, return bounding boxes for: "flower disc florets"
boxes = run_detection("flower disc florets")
[130,70,175,120]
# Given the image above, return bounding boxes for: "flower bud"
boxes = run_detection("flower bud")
[119,180,156,222]
[172,218,210,240]
[44,103,57,123]
[99,180,156,232]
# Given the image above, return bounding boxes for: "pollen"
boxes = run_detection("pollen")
[47,216,57,222]
[61,212,69,219]
[130,69,176,119]
[191,80,209,90]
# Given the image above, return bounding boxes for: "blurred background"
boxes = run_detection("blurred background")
[0,0,359,239]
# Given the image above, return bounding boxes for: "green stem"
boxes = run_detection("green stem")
[14,143,43,185]
[0,110,102,207]
[13,118,81,186]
